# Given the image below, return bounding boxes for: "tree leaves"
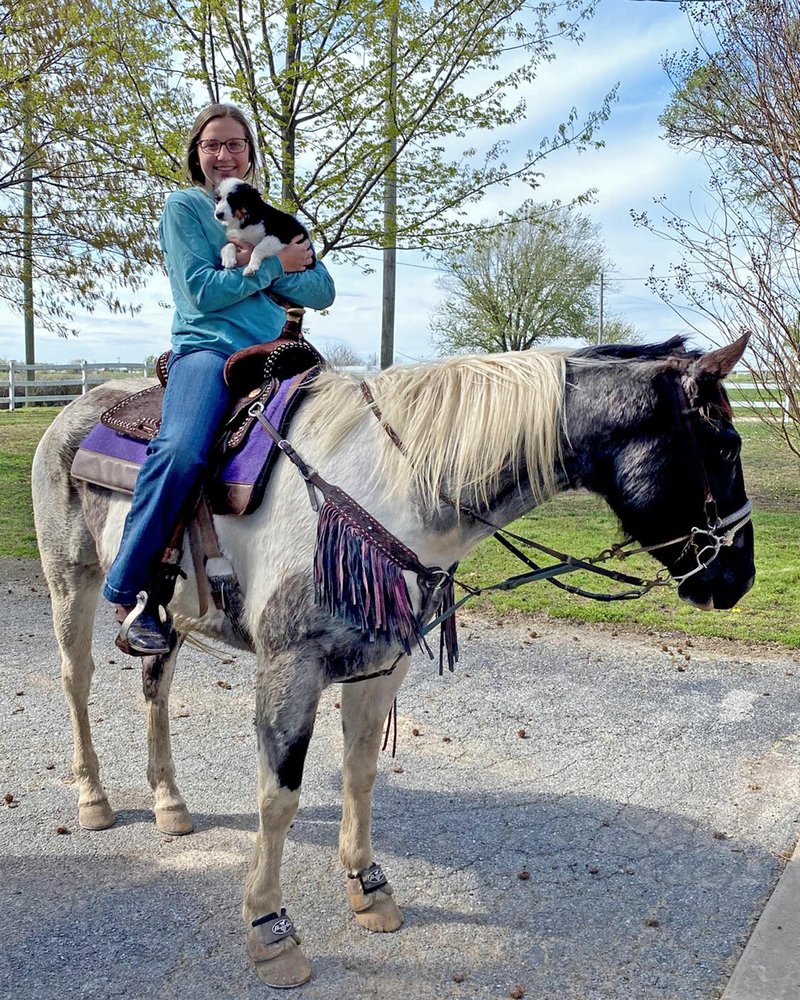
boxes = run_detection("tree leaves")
[430,201,634,353]
[0,0,191,338]
[1,0,612,341]
[175,0,613,256]
[643,0,800,457]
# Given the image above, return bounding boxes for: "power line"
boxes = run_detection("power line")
[357,252,721,285]
[359,253,447,273]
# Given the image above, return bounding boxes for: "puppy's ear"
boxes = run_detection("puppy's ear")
[241,184,260,207]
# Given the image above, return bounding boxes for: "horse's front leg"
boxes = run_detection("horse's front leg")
[339,656,409,932]
[242,651,323,989]
[143,634,194,835]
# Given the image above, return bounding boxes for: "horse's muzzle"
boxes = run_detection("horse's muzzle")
[677,568,755,611]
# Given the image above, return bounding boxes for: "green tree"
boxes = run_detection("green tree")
[162,0,614,256]
[431,201,635,353]
[1,0,614,355]
[638,0,800,456]
[0,0,191,340]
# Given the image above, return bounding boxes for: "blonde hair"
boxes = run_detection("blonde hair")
[184,103,259,186]
[298,351,566,509]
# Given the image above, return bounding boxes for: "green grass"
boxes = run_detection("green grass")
[459,506,799,647]
[460,421,800,647]
[0,407,58,557]
[2,406,799,647]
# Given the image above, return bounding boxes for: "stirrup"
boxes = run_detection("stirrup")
[115,591,173,657]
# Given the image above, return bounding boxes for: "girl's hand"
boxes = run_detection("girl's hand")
[227,235,254,267]
[278,235,314,273]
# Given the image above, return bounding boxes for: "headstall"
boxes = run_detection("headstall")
[358,376,752,608]
[246,370,752,681]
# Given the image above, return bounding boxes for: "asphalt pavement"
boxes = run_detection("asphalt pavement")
[2,556,800,1000]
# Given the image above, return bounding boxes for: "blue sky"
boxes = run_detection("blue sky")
[0,0,714,366]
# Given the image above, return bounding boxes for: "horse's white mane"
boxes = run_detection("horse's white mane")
[301,350,567,509]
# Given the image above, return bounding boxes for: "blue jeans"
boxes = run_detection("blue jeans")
[103,350,232,606]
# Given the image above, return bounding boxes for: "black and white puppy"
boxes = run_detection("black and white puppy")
[214,178,315,276]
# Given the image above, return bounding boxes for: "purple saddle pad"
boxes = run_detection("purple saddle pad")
[71,372,312,515]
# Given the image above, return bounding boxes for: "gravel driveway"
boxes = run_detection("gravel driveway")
[2,556,799,1000]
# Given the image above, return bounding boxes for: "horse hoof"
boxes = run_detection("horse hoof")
[79,800,116,830]
[155,804,194,836]
[249,937,312,988]
[352,890,404,933]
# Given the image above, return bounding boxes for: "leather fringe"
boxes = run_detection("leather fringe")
[314,498,419,652]
[438,578,459,674]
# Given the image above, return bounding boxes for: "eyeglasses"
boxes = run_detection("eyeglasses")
[197,138,250,154]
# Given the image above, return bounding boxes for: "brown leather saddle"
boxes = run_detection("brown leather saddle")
[100,336,325,452]
[70,335,327,639]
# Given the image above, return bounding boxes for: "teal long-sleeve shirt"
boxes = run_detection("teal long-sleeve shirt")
[158,185,335,358]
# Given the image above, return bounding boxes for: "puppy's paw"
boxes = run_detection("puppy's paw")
[242,262,258,277]
[220,243,238,269]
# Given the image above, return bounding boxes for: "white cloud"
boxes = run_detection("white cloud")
[525,9,691,117]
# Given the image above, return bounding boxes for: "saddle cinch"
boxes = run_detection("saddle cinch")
[71,335,326,517]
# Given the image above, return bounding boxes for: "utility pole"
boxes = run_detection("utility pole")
[380,0,398,370]
[597,271,604,345]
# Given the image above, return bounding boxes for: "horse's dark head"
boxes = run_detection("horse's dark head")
[565,334,755,610]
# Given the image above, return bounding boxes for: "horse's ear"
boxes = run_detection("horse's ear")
[693,333,751,380]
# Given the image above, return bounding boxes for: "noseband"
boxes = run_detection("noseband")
[632,499,752,585]
[644,376,753,585]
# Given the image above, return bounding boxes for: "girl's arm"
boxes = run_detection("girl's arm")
[272,253,336,311]
[161,194,284,314]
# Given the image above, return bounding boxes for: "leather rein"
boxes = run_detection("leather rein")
[246,371,751,671]
[357,377,752,615]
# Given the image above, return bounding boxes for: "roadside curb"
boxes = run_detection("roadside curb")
[722,836,800,999]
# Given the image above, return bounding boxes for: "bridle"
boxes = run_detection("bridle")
[246,368,752,679]
[648,370,753,586]
[614,499,752,587]
[358,372,752,607]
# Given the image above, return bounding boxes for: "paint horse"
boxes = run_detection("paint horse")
[31,336,754,988]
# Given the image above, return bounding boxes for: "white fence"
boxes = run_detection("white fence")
[0,361,789,412]
[728,380,788,410]
[1,360,151,410]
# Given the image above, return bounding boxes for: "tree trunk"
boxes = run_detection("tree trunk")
[282,0,300,206]
[23,95,35,403]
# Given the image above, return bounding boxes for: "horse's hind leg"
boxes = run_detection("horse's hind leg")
[339,657,409,932]
[143,636,193,835]
[43,559,115,830]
